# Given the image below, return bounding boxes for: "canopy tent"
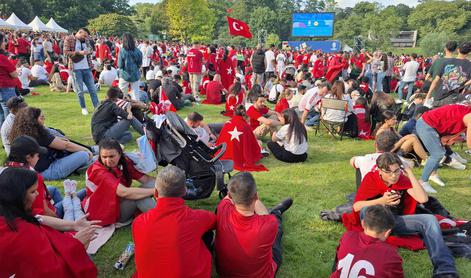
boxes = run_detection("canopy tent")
[6,13,32,31]
[342,44,354,52]
[0,18,15,30]
[46,18,68,33]
[28,16,54,32]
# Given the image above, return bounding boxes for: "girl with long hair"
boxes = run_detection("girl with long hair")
[267,108,308,163]
[224,80,246,117]
[118,32,143,100]
[9,107,92,181]
[274,88,293,113]
[323,80,358,137]
[83,138,156,226]
[0,167,98,277]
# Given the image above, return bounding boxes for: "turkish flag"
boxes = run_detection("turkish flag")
[218,57,235,90]
[227,16,253,39]
[216,115,268,172]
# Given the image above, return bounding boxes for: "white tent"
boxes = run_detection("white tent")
[6,13,32,31]
[46,18,68,33]
[28,16,54,32]
[0,18,15,30]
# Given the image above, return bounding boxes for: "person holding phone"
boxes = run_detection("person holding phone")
[343,152,457,278]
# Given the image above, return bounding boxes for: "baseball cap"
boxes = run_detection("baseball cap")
[139,81,146,87]
[10,136,48,159]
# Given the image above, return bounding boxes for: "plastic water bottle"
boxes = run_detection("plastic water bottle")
[114,242,135,270]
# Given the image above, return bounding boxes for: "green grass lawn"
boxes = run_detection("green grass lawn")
[5,86,471,277]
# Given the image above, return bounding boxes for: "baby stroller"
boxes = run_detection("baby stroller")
[146,112,233,200]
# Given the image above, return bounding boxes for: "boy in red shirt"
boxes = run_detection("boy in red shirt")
[215,172,293,278]
[187,42,204,101]
[133,165,216,278]
[247,95,282,139]
[331,205,404,278]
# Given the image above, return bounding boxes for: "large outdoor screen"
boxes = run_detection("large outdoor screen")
[291,13,335,37]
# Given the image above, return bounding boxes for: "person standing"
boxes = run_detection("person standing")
[265,44,276,81]
[251,44,266,87]
[63,27,100,115]
[139,40,152,79]
[118,33,143,101]
[397,53,419,101]
[187,42,204,101]
[0,33,19,128]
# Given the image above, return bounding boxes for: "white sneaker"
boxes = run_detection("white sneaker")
[63,179,71,194]
[81,108,89,115]
[444,157,466,170]
[194,96,201,102]
[429,175,445,187]
[68,180,77,193]
[261,149,270,157]
[451,152,467,164]
[421,181,437,193]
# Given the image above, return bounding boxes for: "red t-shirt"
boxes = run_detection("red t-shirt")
[422,104,471,136]
[82,158,144,226]
[215,198,278,278]
[0,53,17,88]
[132,198,216,278]
[274,98,289,113]
[330,231,404,278]
[204,80,224,104]
[247,105,269,130]
[32,174,56,216]
[16,38,30,55]
[187,48,203,74]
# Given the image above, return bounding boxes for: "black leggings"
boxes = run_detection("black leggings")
[267,141,307,163]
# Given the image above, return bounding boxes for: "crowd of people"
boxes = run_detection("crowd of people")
[0,25,470,278]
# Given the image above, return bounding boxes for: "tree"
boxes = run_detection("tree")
[266,33,281,47]
[150,1,170,39]
[132,3,154,37]
[87,13,137,36]
[419,32,455,56]
[165,0,216,43]
[0,0,35,23]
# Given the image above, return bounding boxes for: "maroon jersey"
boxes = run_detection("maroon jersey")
[331,231,404,278]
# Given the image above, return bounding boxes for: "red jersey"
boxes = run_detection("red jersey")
[132,198,216,278]
[422,104,471,136]
[215,198,278,278]
[187,48,203,74]
[82,158,144,226]
[274,98,289,113]
[224,88,245,117]
[331,231,404,278]
[96,43,111,61]
[0,53,17,88]
[203,80,224,104]
[246,105,269,130]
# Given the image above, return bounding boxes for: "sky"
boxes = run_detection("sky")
[128,0,421,8]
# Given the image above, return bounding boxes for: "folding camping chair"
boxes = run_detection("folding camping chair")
[315,98,349,140]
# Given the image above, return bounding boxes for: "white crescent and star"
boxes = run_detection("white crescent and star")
[232,22,242,31]
[228,127,243,141]
[226,68,233,75]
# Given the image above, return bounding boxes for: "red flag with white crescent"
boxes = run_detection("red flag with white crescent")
[227,16,253,39]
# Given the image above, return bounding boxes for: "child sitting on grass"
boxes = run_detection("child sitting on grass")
[274,88,293,113]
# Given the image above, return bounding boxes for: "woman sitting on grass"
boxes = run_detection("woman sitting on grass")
[267,108,308,163]
[274,88,293,113]
[83,138,156,226]
[9,107,93,181]
[0,167,98,277]
[223,79,245,117]
[48,63,66,92]
[375,110,428,164]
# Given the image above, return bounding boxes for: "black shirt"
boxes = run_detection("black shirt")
[34,131,56,173]
[434,58,471,100]
[91,99,129,143]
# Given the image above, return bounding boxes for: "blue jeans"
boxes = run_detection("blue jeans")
[103,120,133,144]
[48,186,86,220]
[41,151,90,180]
[0,88,17,127]
[305,110,320,126]
[398,80,415,101]
[375,71,385,92]
[360,208,456,276]
[73,69,99,109]
[393,214,456,275]
[416,118,444,181]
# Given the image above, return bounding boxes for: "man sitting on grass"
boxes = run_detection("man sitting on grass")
[215,172,293,277]
[343,153,458,278]
[247,95,282,140]
[331,205,404,278]
[132,165,216,278]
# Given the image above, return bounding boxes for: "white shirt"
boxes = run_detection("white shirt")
[145,68,155,81]
[43,40,53,52]
[265,50,275,72]
[276,124,308,155]
[99,69,118,86]
[139,45,153,67]
[31,64,48,81]
[17,66,32,88]
[269,84,284,102]
[401,60,419,82]
[74,40,90,70]
[322,93,352,123]
[276,53,286,69]
[298,87,320,112]
[1,114,15,155]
